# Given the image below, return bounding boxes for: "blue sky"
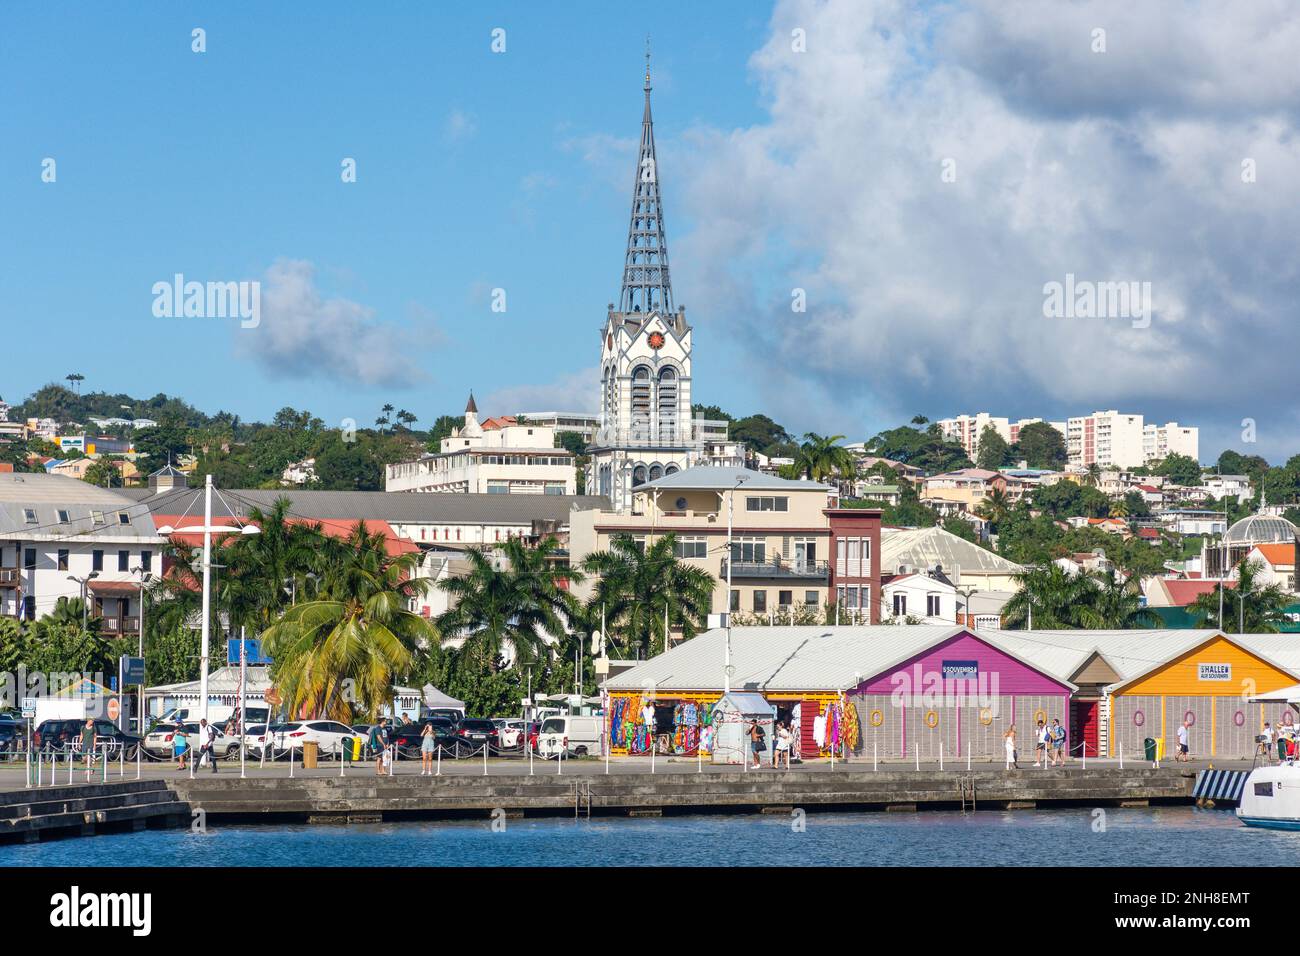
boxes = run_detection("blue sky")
[4,1,1298,462]
[0,1,771,426]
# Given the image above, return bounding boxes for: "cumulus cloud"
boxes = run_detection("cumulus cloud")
[669,0,1300,459]
[237,259,430,387]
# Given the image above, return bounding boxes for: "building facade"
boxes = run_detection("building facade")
[1143,421,1199,463]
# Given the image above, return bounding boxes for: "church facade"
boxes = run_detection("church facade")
[587,61,741,511]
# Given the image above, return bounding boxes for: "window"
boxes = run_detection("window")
[673,536,707,560]
[893,593,907,617]
[92,550,104,572]
[745,496,789,512]
[730,538,766,564]
[57,509,70,524]
[753,590,767,613]
[927,593,942,617]
[22,508,37,524]
[486,481,509,494]
[835,536,871,577]
[22,597,35,621]
[90,510,105,526]
[117,550,129,572]
[730,590,740,612]
[805,590,819,606]
[142,550,154,574]
[23,548,36,571]
[779,590,793,606]
[117,512,131,525]
[57,549,69,572]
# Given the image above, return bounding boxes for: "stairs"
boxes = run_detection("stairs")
[0,780,190,843]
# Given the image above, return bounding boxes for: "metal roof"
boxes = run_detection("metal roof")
[633,465,829,493]
[602,625,1075,694]
[117,486,609,526]
[880,526,1024,576]
[0,473,160,537]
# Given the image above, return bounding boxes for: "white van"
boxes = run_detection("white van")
[536,715,603,758]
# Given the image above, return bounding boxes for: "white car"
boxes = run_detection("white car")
[535,715,604,758]
[147,722,242,760]
[255,720,359,759]
[495,719,526,749]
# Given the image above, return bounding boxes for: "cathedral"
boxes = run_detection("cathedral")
[586,58,740,511]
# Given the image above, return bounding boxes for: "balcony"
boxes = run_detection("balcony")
[99,616,140,636]
[0,568,18,588]
[722,559,829,580]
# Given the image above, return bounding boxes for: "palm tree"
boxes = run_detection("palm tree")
[436,536,582,669]
[216,497,321,634]
[1002,563,1099,629]
[1079,569,1158,629]
[582,533,715,656]
[1190,558,1290,633]
[1083,463,1102,488]
[1109,499,1129,519]
[974,487,1011,532]
[795,433,856,482]
[261,523,436,721]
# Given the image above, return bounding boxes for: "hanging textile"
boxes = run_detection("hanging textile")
[842,701,860,755]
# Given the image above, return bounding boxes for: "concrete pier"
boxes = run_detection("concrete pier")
[0,779,190,844]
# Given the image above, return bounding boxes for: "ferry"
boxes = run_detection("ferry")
[1236,762,1300,830]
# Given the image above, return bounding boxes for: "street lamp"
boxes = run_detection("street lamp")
[724,474,749,695]
[131,567,152,734]
[67,571,99,628]
[157,474,260,723]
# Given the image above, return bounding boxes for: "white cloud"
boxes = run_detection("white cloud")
[444,108,478,143]
[483,367,599,415]
[670,0,1300,459]
[236,259,430,387]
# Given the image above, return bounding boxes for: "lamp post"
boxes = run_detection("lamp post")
[157,474,259,724]
[67,571,99,628]
[724,474,749,695]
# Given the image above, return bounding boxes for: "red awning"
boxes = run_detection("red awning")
[87,580,140,596]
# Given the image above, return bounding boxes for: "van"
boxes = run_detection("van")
[536,714,603,758]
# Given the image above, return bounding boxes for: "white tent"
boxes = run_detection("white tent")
[1250,683,1300,705]
[422,685,466,714]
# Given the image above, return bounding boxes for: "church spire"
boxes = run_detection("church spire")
[619,44,674,315]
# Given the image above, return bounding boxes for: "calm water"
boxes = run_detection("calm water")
[4,807,1299,866]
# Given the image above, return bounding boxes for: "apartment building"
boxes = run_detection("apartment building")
[1142,422,1199,463]
[1067,410,1147,469]
[0,473,165,629]
[568,466,882,624]
[936,413,1065,459]
[919,468,1028,516]
[385,395,577,495]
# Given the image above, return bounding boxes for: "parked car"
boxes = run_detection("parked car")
[494,718,527,749]
[0,717,26,756]
[253,720,358,759]
[452,718,500,755]
[425,708,463,726]
[535,715,603,758]
[35,718,142,759]
[388,718,458,757]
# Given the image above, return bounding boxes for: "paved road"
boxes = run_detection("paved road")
[0,751,1264,793]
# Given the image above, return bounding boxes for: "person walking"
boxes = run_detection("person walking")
[174,723,189,770]
[1261,722,1275,762]
[1050,718,1066,767]
[420,720,437,775]
[748,718,766,769]
[1003,725,1018,769]
[1176,720,1190,762]
[773,720,793,770]
[370,719,390,776]
[1033,720,1049,767]
[79,717,95,770]
[196,718,218,774]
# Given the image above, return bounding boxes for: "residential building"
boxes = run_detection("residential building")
[385,395,577,495]
[514,411,601,442]
[850,475,902,505]
[1143,422,1199,463]
[281,458,317,486]
[584,66,742,512]
[1247,543,1298,593]
[1066,410,1146,469]
[1201,474,1252,501]
[936,413,1065,459]
[919,468,1028,516]
[880,569,956,623]
[569,466,881,624]
[0,473,164,627]
[879,525,1025,591]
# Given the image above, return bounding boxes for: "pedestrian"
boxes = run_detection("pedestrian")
[174,723,189,770]
[1050,718,1066,766]
[370,719,390,776]
[80,717,95,769]
[773,720,792,770]
[1003,725,1018,769]
[1033,720,1049,767]
[1176,720,1190,762]
[1261,722,1274,761]
[420,720,437,776]
[748,718,766,769]
[197,718,218,774]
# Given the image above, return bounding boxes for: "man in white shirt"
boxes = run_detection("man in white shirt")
[1176,721,1190,762]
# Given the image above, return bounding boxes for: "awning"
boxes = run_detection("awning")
[1250,683,1300,705]
[88,580,139,596]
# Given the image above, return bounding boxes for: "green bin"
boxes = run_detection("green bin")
[1143,737,1157,761]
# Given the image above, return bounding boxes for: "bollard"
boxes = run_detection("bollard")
[967,751,971,772]
[119,744,124,779]
[1082,742,1087,770]
[25,743,31,790]
[136,742,142,780]
[528,740,533,776]
[483,741,488,777]
[67,751,73,786]
[915,747,919,772]
[939,742,944,773]
[1119,742,1123,771]
[101,744,108,783]
[697,746,702,774]
[651,741,655,775]
[873,740,878,773]
[289,746,294,778]
[189,748,195,779]
[340,742,346,778]
[436,744,441,778]
[557,746,563,776]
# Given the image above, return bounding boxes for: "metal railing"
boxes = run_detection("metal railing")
[721,559,829,579]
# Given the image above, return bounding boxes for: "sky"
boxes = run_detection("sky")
[2,1,1298,463]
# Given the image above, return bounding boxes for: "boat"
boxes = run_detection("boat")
[1236,762,1300,830]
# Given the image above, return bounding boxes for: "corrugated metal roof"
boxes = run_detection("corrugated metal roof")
[633,465,829,492]
[118,486,609,525]
[880,526,1024,576]
[986,629,1223,684]
[0,473,160,537]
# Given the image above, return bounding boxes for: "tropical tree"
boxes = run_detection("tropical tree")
[1190,558,1290,633]
[1083,463,1102,488]
[1079,569,1158,629]
[974,487,1012,532]
[795,433,856,482]
[216,497,322,634]
[1108,498,1129,519]
[582,534,715,657]
[261,523,436,721]
[436,536,582,669]
[1002,564,1101,629]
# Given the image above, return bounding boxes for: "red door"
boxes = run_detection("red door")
[1070,700,1099,759]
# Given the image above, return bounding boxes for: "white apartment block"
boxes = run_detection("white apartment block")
[1067,410,1147,469]
[937,413,1065,459]
[0,474,165,629]
[1142,422,1199,463]
[385,396,577,496]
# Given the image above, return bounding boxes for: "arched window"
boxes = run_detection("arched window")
[664,464,679,476]
[649,464,663,481]
[657,366,678,441]
[631,366,652,440]
[632,464,648,487]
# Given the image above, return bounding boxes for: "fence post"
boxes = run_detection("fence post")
[873,740,877,773]
[436,744,441,778]
[939,741,944,773]
[482,742,488,777]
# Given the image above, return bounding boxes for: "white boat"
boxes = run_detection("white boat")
[1236,763,1300,830]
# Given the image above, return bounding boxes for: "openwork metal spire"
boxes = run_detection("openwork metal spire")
[619,47,673,315]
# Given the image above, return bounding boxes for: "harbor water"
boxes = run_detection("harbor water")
[4,806,1300,866]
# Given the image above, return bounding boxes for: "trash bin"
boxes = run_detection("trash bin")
[1143,737,1156,761]
[302,740,318,769]
[1156,738,1165,761]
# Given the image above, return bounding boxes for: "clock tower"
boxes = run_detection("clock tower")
[587,55,703,511]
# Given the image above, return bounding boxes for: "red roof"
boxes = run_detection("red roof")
[156,515,419,557]
[1136,527,1160,539]
[1162,579,1235,606]
[480,416,517,431]
[1251,543,1295,568]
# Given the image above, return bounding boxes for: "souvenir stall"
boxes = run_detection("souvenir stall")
[710,692,776,765]
[606,692,718,755]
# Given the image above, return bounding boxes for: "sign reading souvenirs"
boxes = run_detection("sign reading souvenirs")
[941,660,979,680]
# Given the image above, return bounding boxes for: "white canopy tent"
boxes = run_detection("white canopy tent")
[1250,683,1300,705]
